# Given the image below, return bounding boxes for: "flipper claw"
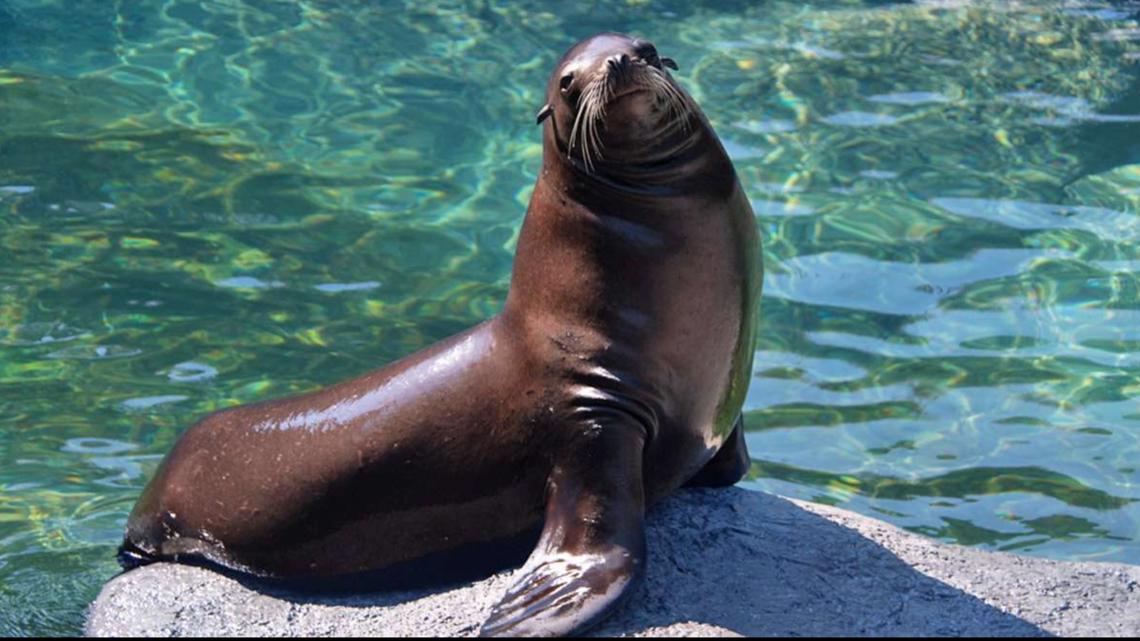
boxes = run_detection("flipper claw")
[479,548,641,637]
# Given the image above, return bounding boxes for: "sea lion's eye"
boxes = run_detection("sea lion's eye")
[559,73,574,92]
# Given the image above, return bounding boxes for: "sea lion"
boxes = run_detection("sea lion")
[119,32,761,637]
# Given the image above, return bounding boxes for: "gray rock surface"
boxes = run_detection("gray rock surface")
[86,488,1140,637]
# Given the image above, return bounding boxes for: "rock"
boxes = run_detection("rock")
[85,488,1140,637]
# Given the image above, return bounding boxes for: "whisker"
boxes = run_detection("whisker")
[589,86,605,162]
[661,80,684,131]
[575,76,611,173]
[569,82,592,167]
[582,84,596,172]
[654,71,692,133]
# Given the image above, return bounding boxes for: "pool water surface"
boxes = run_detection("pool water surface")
[2,0,1140,635]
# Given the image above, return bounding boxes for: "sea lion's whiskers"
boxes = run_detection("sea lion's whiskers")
[655,69,691,129]
[571,63,693,174]
[569,95,588,163]
[584,84,599,171]
[594,80,611,162]
[580,89,595,172]
[587,82,607,165]
[569,76,610,173]
[649,70,691,133]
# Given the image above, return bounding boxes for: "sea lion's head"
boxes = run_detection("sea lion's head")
[537,33,700,176]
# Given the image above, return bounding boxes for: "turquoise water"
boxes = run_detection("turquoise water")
[3,0,1140,635]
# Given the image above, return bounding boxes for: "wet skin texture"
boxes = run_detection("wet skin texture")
[120,32,762,637]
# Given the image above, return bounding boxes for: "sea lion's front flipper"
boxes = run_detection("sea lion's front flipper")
[684,414,751,488]
[479,421,647,637]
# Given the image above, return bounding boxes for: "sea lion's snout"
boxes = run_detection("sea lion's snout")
[537,33,694,173]
[605,53,631,77]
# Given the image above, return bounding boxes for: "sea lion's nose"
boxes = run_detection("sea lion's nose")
[606,53,631,74]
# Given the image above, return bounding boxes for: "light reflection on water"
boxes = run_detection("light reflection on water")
[2,0,1140,635]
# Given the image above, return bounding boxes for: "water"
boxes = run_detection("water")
[2,0,1140,635]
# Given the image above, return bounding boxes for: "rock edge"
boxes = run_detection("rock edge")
[86,488,1140,637]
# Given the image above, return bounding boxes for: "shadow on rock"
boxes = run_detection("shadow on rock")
[595,488,1049,637]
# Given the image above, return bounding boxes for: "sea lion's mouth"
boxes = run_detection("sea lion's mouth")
[608,86,652,103]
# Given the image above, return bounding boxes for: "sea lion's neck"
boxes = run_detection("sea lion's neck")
[502,116,744,334]
[544,117,735,204]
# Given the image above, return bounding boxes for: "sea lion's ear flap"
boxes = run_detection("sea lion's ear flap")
[536,104,554,125]
[662,57,679,70]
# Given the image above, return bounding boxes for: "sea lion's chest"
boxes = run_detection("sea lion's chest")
[520,181,760,493]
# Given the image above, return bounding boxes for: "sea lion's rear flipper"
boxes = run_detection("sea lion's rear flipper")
[684,414,751,488]
[479,421,647,637]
